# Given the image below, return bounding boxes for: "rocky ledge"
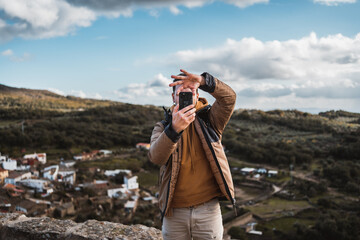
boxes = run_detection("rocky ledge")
[0,213,162,240]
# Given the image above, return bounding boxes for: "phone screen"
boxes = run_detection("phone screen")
[179,92,193,110]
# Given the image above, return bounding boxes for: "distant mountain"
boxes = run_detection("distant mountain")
[0,84,122,111]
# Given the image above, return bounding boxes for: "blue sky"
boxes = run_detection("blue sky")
[1,0,360,113]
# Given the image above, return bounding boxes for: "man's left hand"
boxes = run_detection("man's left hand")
[169,69,205,96]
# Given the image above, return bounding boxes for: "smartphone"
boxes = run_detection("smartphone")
[179,92,193,110]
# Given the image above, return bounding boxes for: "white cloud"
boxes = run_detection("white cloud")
[95,36,108,40]
[93,93,103,99]
[0,0,96,41]
[1,49,31,62]
[224,0,268,8]
[114,73,172,101]
[70,90,87,98]
[49,88,103,100]
[48,87,65,96]
[314,0,356,6]
[170,32,360,85]
[169,6,182,15]
[1,49,13,56]
[0,0,267,41]
[118,32,360,111]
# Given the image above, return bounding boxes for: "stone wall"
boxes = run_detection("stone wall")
[0,213,162,240]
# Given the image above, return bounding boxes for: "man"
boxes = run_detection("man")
[148,69,236,239]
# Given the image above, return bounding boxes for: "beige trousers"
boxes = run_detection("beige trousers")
[162,198,223,240]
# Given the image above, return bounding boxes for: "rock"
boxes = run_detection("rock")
[0,213,162,240]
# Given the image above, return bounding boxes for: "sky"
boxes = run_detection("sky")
[0,0,360,113]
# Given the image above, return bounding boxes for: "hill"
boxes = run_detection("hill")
[0,83,122,111]
[1,84,359,239]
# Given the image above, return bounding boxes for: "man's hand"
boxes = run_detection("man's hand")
[171,104,196,133]
[169,69,205,96]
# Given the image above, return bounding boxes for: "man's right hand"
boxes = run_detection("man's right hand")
[171,104,196,133]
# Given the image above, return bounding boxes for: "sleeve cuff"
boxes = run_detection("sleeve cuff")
[164,123,183,143]
[199,72,216,93]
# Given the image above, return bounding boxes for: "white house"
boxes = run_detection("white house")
[124,199,138,213]
[124,175,139,190]
[43,165,59,181]
[268,170,278,177]
[42,186,54,197]
[241,167,256,175]
[1,158,17,171]
[16,165,30,171]
[143,196,158,204]
[23,153,47,164]
[19,179,49,192]
[60,160,76,168]
[99,150,112,156]
[73,155,82,161]
[107,185,130,199]
[5,171,32,185]
[257,168,267,174]
[58,165,76,185]
[104,169,132,177]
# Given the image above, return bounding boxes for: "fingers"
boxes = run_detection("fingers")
[180,69,190,75]
[179,104,195,113]
[183,108,196,117]
[173,104,179,113]
[171,74,186,80]
[176,86,184,95]
[169,80,183,87]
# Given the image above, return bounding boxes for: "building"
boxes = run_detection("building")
[268,170,278,177]
[57,165,76,185]
[15,199,37,214]
[104,169,132,177]
[124,176,139,190]
[107,186,130,199]
[0,168,9,183]
[60,160,76,168]
[16,165,30,171]
[241,167,256,175]
[0,197,11,212]
[15,199,47,216]
[3,183,25,197]
[19,179,50,192]
[55,202,75,217]
[73,150,99,161]
[73,155,83,161]
[23,153,46,164]
[4,171,31,185]
[257,168,267,174]
[0,157,17,171]
[43,165,59,181]
[124,199,138,213]
[99,150,112,156]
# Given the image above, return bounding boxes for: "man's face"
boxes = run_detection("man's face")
[172,85,199,107]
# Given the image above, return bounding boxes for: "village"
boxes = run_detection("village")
[0,142,286,238]
[0,143,161,225]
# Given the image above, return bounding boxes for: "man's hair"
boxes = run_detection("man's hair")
[172,73,198,93]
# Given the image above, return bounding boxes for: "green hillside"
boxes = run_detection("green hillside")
[0,83,122,111]
[1,84,359,239]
